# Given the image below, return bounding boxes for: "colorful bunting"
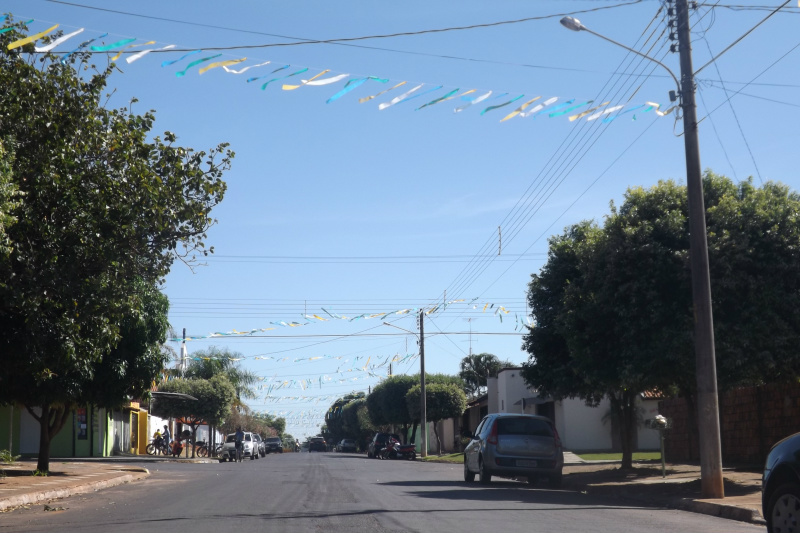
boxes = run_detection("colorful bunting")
[7,23,58,50]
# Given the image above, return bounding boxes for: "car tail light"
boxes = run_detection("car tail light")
[487,420,499,445]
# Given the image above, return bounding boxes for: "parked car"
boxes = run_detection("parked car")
[265,436,283,454]
[464,413,563,487]
[367,432,401,458]
[308,437,327,452]
[219,431,260,462]
[336,439,358,453]
[253,433,266,457]
[763,431,800,533]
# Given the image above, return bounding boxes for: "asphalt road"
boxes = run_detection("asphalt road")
[0,452,764,533]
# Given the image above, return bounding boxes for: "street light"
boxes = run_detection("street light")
[560,16,679,102]
[560,3,724,499]
[383,316,427,458]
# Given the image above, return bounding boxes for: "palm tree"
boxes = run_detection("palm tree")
[458,353,509,397]
[181,346,258,410]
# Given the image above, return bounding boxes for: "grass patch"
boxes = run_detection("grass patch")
[419,452,464,464]
[576,452,661,461]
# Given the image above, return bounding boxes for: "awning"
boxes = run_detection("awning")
[513,396,552,406]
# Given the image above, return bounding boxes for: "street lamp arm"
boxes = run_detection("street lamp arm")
[560,16,680,97]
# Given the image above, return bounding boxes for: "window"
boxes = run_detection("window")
[496,417,554,437]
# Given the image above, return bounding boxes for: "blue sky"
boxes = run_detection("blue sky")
[5,0,799,439]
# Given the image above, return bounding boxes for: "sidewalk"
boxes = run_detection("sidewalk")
[562,452,765,526]
[1,455,765,527]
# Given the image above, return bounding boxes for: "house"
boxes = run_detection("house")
[463,367,662,452]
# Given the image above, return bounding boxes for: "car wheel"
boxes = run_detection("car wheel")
[367,451,373,458]
[464,459,475,482]
[767,482,800,533]
[548,470,563,489]
[479,458,492,485]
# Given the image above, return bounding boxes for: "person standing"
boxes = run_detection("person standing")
[235,427,245,462]
[163,425,172,447]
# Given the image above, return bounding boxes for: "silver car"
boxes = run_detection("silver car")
[464,413,564,487]
[219,432,260,462]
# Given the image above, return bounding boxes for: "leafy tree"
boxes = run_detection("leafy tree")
[405,383,467,455]
[180,347,259,408]
[0,138,20,261]
[342,398,377,450]
[152,375,236,457]
[0,21,231,471]
[458,353,511,397]
[325,392,365,443]
[521,174,800,468]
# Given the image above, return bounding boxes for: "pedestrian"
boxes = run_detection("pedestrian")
[163,424,171,447]
[235,426,245,462]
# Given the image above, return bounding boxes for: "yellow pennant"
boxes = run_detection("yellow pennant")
[111,40,155,62]
[199,57,246,74]
[501,96,542,122]
[7,24,59,50]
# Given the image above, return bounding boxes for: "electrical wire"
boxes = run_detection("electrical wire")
[694,0,794,75]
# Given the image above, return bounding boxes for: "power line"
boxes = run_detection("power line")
[41,0,645,53]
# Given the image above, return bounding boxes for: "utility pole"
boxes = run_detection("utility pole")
[675,0,724,498]
[419,310,427,458]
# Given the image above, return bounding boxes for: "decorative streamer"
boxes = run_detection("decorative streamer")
[60,33,107,64]
[176,53,222,77]
[500,96,542,122]
[199,57,246,74]
[111,40,155,62]
[550,100,593,118]
[520,96,559,118]
[127,43,175,64]
[378,84,426,110]
[359,81,406,103]
[34,28,84,53]
[481,94,524,116]
[388,85,443,107]
[247,65,289,83]
[416,88,460,111]
[601,104,643,123]
[454,91,492,113]
[328,76,388,104]
[90,37,136,52]
[7,24,58,50]
[569,102,610,122]
[161,49,201,67]
[223,60,270,74]
[260,67,308,89]
[282,69,329,90]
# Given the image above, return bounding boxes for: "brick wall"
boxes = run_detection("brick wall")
[658,382,800,465]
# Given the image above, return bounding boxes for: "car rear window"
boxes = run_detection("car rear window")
[496,417,554,437]
[226,435,236,443]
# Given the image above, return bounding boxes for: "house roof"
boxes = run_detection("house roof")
[467,393,488,407]
[640,389,668,400]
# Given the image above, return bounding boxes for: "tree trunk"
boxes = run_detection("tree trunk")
[620,390,636,470]
[432,421,442,455]
[409,420,419,444]
[27,403,71,473]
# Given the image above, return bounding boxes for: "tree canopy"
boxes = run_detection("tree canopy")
[406,383,467,455]
[458,353,512,397]
[521,173,800,467]
[0,21,232,471]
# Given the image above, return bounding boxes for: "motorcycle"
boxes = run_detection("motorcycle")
[380,439,417,460]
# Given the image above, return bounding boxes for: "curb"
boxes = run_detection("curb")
[0,468,149,511]
[672,499,766,526]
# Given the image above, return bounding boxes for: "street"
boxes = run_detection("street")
[0,452,763,533]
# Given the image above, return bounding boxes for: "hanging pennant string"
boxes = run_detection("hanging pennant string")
[328,76,388,104]
[481,94,525,116]
[390,85,444,107]
[90,37,136,53]
[500,96,541,122]
[8,24,58,50]
[454,90,492,113]
[110,40,155,62]
[0,19,33,36]
[61,33,107,64]
[161,49,201,67]
[260,67,308,89]
[35,28,84,53]
[176,53,222,77]
[519,96,559,118]
[359,80,406,103]
[199,57,246,74]
[283,69,329,90]
[601,104,642,123]
[588,104,625,122]
[247,65,288,83]
[127,43,175,64]
[223,60,270,74]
